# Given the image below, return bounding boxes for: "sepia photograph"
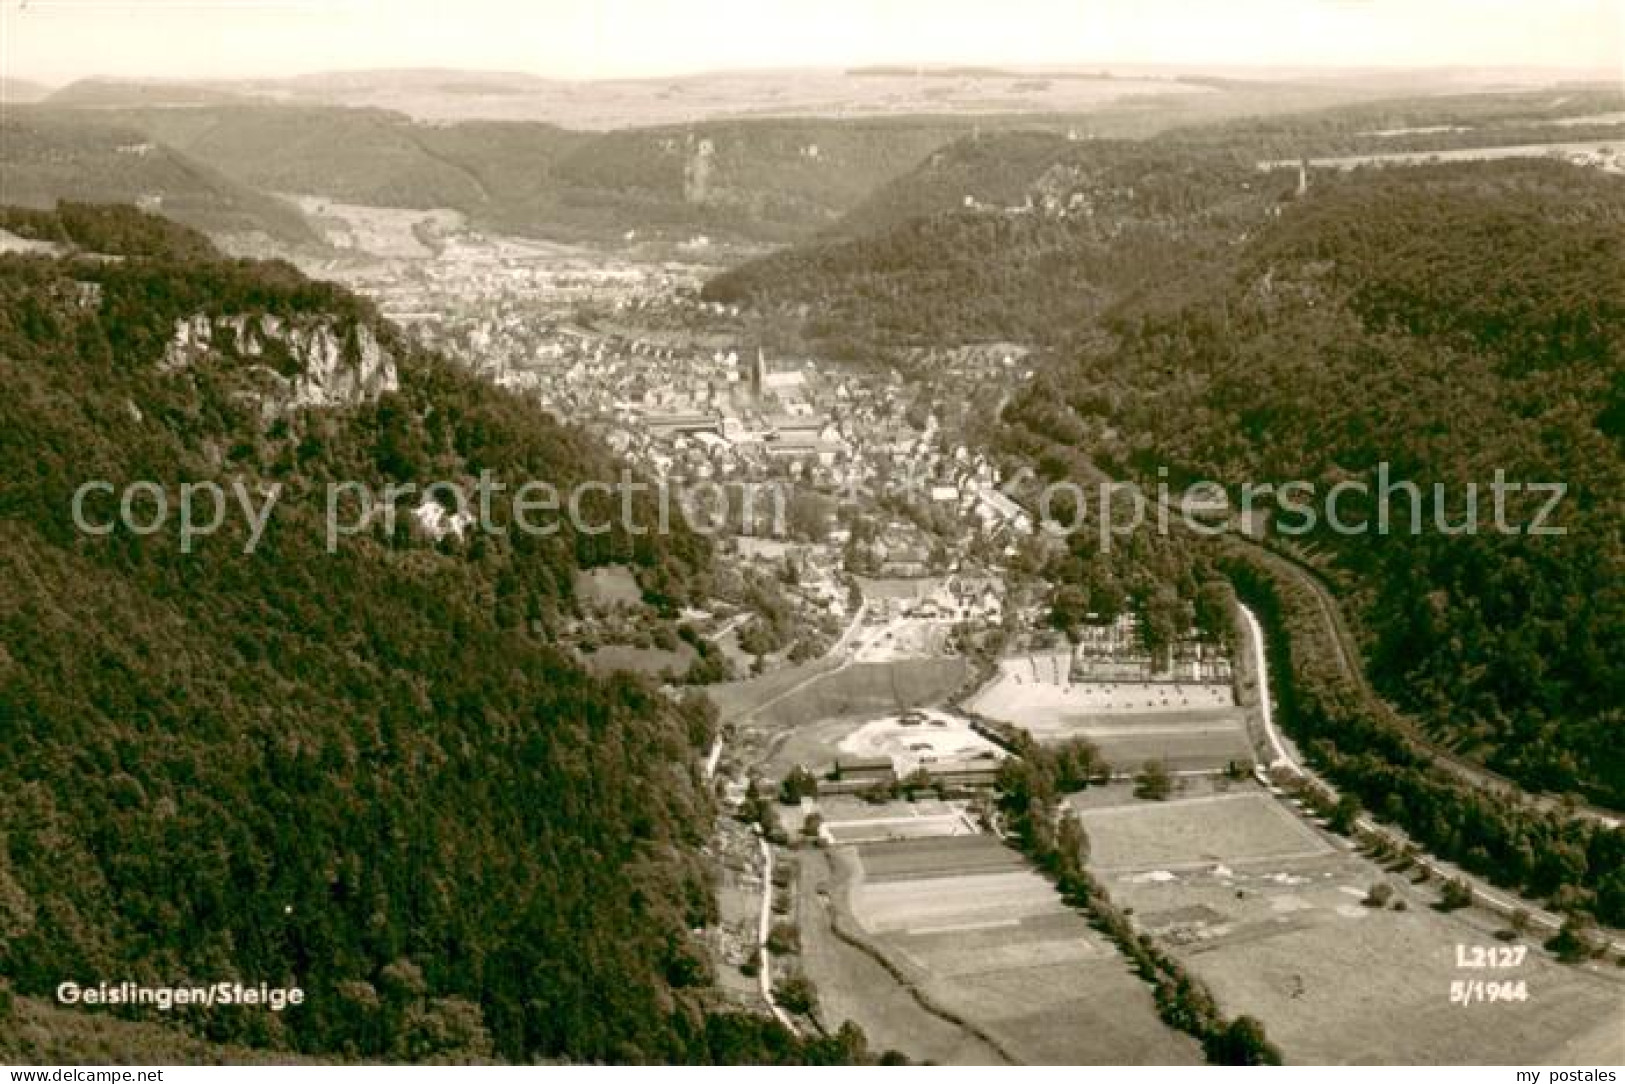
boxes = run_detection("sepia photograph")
[0,0,1621,1074]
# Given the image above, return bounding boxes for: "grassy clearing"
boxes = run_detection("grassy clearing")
[749,660,971,730]
[581,642,695,677]
[1087,726,1253,775]
[574,564,644,607]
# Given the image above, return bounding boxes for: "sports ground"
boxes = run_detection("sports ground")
[965,655,1252,772]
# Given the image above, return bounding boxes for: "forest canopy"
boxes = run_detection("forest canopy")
[0,204,852,1064]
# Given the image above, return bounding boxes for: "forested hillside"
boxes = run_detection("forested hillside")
[703,138,1278,356]
[0,113,317,245]
[819,84,1625,244]
[1012,160,1625,808]
[30,104,1005,243]
[0,205,863,1063]
[1163,85,1625,158]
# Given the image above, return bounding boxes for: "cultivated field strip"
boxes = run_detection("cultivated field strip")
[826,816,974,844]
[834,824,1202,1064]
[857,837,1020,882]
[853,870,1069,932]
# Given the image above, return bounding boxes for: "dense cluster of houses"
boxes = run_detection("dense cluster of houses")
[414,311,1037,544]
[323,231,1043,565]
[858,573,1005,626]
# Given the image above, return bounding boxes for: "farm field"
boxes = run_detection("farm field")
[966,660,1251,772]
[1079,792,1331,871]
[817,827,1201,1064]
[823,811,975,845]
[1069,724,1252,776]
[1074,788,1625,1064]
[817,796,976,845]
[794,847,1009,1065]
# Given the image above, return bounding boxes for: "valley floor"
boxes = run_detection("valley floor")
[796,817,1202,1065]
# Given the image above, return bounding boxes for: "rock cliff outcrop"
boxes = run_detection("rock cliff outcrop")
[159,312,398,417]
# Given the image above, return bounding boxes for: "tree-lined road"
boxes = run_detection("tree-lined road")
[1235,541,1618,829]
[1238,602,1624,956]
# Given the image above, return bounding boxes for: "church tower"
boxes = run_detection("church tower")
[752,347,768,399]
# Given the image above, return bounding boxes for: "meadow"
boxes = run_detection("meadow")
[1074,788,1625,1064]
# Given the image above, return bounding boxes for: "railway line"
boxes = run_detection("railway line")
[1233,539,1618,829]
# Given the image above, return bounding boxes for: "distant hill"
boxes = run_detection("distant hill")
[46,77,261,108]
[38,104,1012,242]
[0,77,53,103]
[0,110,317,245]
[526,116,990,241]
[26,80,1565,247]
[704,135,1275,351]
[827,129,1096,237]
[1162,83,1625,158]
[27,79,1609,248]
[827,83,1625,238]
[707,84,1625,349]
[98,104,509,212]
[52,67,1216,127]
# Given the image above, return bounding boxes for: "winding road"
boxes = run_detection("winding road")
[706,598,872,1031]
[756,833,798,1034]
[1238,602,1292,770]
[1235,542,1618,829]
[1238,602,1624,956]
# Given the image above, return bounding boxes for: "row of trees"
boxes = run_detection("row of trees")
[1224,547,1625,928]
[992,741,1283,1065]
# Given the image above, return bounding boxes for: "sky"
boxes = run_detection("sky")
[3,0,1621,84]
